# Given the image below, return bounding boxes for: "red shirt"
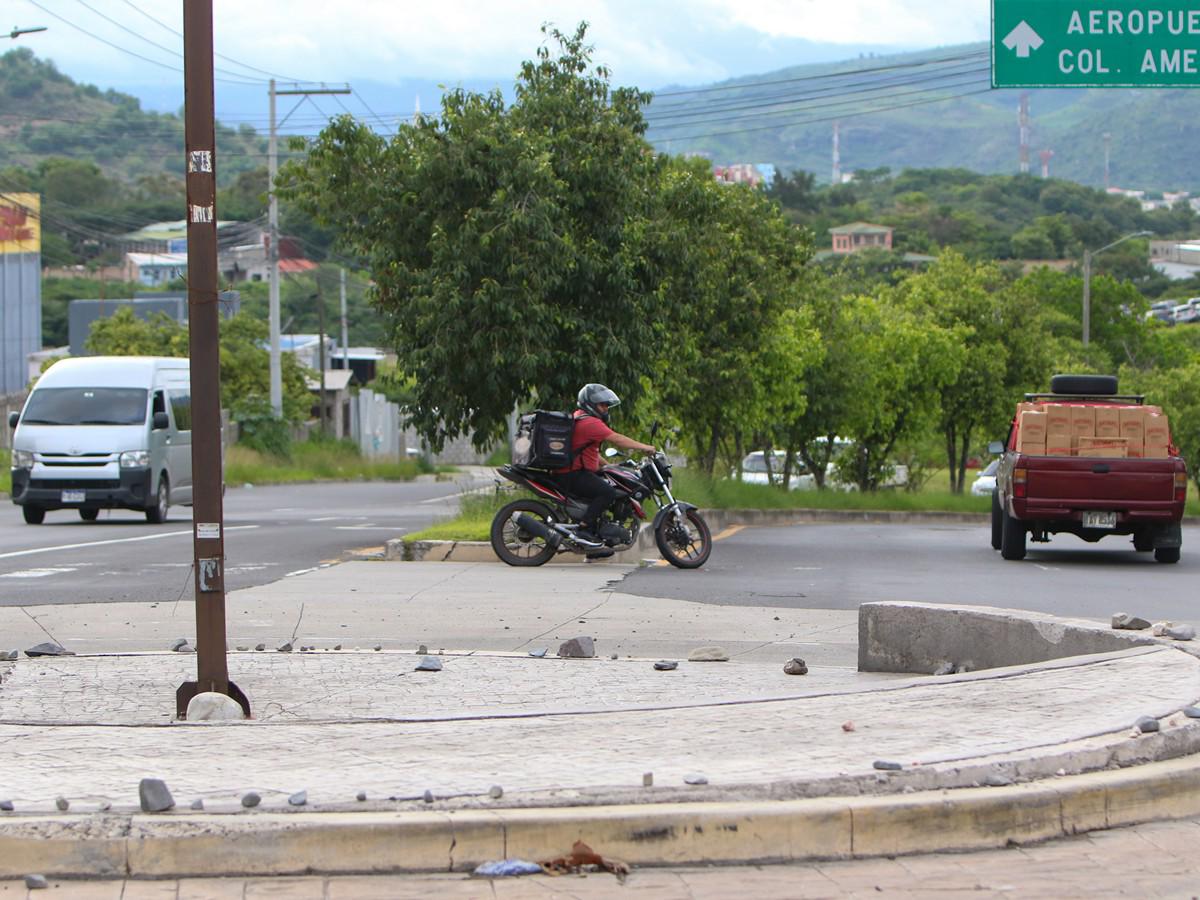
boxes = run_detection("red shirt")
[562,410,614,472]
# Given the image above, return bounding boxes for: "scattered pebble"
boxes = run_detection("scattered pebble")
[277,642,293,653]
[1166,624,1196,642]
[170,638,189,652]
[255,644,265,651]
[191,799,204,810]
[1056,768,1067,777]
[25,642,74,658]
[610,653,618,660]
[528,648,548,658]
[3,649,17,660]
[841,721,856,733]
[417,645,428,655]
[683,774,709,785]
[653,660,678,671]
[0,800,13,811]
[374,645,382,652]
[241,792,261,808]
[55,796,69,811]
[1184,707,1200,719]
[1152,622,1174,637]
[984,774,1014,787]
[334,644,342,651]
[98,801,111,812]
[423,789,434,804]
[643,772,653,787]
[784,658,808,676]
[488,785,503,800]
[873,761,903,772]
[288,791,307,807]
[235,646,248,652]
[24,875,48,890]
[558,636,596,659]
[415,656,443,672]
[1136,716,1161,734]
[687,646,729,662]
[932,662,955,676]
[356,791,367,802]
[138,778,175,813]
[1111,612,1152,631]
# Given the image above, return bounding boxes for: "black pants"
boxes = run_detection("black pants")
[556,470,618,527]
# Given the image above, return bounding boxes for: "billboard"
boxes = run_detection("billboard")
[0,193,40,254]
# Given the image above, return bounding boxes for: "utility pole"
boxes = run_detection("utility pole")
[1082,230,1152,347]
[268,80,350,418]
[317,285,328,437]
[831,121,841,185]
[179,0,248,719]
[339,267,349,374]
[1018,93,1031,174]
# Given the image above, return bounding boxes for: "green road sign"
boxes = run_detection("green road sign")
[993,1,1200,87]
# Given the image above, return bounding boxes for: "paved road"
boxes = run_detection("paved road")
[621,520,1200,623]
[0,476,487,607]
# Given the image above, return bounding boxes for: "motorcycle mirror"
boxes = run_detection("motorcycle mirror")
[604,447,620,458]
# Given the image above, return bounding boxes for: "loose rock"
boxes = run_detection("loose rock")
[98,801,111,812]
[1136,716,1161,733]
[683,774,709,785]
[24,875,48,890]
[528,648,548,658]
[932,662,955,676]
[255,644,266,651]
[1165,624,1196,641]
[784,658,808,676]
[356,791,367,802]
[687,646,730,662]
[0,800,13,811]
[277,642,293,653]
[842,721,856,733]
[1112,613,1152,631]
[654,660,678,671]
[25,642,73,658]
[55,796,69,811]
[558,636,596,658]
[488,785,503,799]
[417,644,428,654]
[1183,707,1200,719]
[873,761,903,771]
[1152,621,1174,637]
[186,692,244,721]
[954,662,973,674]
[374,645,382,651]
[139,778,175,813]
[170,638,189,651]
[241,792,261,808]
[3,649,17,660]
[288,791,307,807]
[334,644,342,651]
[415,656,443,672]
[235,646,248,652]
[423,789,434,804]
[190,799,204,810]
[643,772,653,787]
[984,774,1014,787]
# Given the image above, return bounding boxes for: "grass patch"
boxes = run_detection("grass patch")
[225,437,432,486]
[0,448,9,495]
[406,490,510,543]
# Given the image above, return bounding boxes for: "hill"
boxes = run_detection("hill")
[644,43,1200,193]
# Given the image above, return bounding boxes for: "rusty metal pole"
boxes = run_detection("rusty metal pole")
[177,0,248,719]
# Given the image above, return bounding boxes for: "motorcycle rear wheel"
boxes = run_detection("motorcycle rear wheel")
[655,508,712,569]
[491,499,559,567]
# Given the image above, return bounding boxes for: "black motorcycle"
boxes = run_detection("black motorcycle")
[490,451,712,569]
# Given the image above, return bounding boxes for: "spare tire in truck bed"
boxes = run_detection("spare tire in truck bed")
[1049,374,1118,396]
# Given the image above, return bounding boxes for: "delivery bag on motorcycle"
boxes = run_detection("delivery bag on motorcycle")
[512,410,577,470]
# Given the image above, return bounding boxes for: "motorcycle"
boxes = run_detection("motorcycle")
[490,449,712,569]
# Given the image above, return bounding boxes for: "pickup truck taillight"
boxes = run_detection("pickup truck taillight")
[1176,472,1188,502]
[1014,467,1028,499]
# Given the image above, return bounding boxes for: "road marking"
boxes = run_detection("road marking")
[712,525,745,542]
[286,566,318,577]
[419,486,493,504]
[793,567,823,571]
[333,525,405,531]
[1034,564,1060,572]
[0,525,259,561]
[1,566,78,578]
[308,516,368,522]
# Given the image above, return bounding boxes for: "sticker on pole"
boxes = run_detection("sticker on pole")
[196,523,221,540]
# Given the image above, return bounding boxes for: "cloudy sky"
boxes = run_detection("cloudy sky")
[12,0,989,93]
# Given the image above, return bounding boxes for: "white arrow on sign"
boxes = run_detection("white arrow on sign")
[1003,20,1044,58]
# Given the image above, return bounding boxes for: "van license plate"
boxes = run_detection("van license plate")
[61,490,86,503]
[1084,511,1117,529]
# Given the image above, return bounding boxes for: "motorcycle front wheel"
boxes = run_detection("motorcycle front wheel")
[490,499,559,567]
[655,507,712,569]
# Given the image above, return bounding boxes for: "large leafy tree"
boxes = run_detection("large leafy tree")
[280,25,664,450]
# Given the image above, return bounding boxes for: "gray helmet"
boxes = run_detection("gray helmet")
[577,383,620,423]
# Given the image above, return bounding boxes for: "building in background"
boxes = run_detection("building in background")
[0,193,42,394]
[829,222,894,254]
[68,292,241,357]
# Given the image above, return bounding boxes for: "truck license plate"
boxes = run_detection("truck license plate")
[1084,511,1117,529]
[61,490,86,503]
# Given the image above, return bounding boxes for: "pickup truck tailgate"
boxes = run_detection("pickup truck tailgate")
[1025,456,1176,504]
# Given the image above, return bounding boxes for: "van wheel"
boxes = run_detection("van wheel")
[79,508,99,522]
[1155,546,1181,564]
[146,476,169,524]
[22,505,45,525]
[1000,507,1027,560]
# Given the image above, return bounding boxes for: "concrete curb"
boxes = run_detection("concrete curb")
[5,753,1200,878]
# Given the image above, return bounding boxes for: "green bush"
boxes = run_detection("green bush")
[234,398,293,458]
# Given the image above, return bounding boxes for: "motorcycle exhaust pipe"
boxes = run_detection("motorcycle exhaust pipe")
[516,513,562,548]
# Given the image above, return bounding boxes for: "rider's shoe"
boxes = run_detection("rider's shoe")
[572,525,604,548]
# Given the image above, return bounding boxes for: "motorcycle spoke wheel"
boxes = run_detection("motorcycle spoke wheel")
[490,499,559,567]
[655,508,712,569]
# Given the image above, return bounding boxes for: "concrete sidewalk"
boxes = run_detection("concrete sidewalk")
[4,562,1200,878]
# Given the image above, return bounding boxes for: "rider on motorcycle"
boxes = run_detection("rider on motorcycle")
[554,383,656,546]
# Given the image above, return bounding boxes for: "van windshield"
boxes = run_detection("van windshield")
[21,388,148,426]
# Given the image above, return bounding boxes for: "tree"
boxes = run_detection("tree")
[281,24,663,451]
[1123,362,1200,495]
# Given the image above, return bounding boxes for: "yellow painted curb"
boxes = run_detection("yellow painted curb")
[5,753,1200,878]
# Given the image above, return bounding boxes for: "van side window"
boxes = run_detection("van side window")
[168,391,192,431]
[153,390,167,418]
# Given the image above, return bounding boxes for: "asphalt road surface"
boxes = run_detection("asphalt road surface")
[620,520,1200,623]
[0,475,489,607]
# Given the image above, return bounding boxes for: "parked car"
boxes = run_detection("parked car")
[1173,302,1200,325]
[1147,300,1177,324]
[736,451,817,490]
[970,459,999,496]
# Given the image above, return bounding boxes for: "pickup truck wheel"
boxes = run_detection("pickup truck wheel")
[1155,546,1181,564]
[1133,530,1154,552]
[990,491,1003,550]
[1000,507,1027,560]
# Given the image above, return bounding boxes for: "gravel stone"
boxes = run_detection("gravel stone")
[415,656,443,672]
[784,658,809,676]
[138,778,175,813]
[558,636,596,658]
[1183,707,1200,719]
[1136,715,1161,733]
[186,692,244,721]
[288,791,307,806]
[333,645,342,651]
[873,761,903,771]
[984,774,1014,787]
[170,638,188,651]
[235,646,248,652]
[356,791,367,802]
[654,660,679,671]
[190,799,204,810]
[488,784,503,799]
[374,645,382,651]
[1165,624,1196,641]
[98,801,111,812]
[5,649,20,660]
[55,796,69,811]
[683,774,709,785]
[241,792,261,808]
[254,644,266,651]
[423,789,434,804]
[277,642,293,653]
[25,642,73,658]
[687,646,730,662]
[24,875,48,890]
[0,800,13,811]
[932,662,955,676]
[643,772,653,787]
[417,645,428,654]
[1112,613,1152,631]
[528,648,548,658]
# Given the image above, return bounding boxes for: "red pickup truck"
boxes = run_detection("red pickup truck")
[992,375,1188,564]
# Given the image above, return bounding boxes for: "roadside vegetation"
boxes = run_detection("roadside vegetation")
[225,436,434,486]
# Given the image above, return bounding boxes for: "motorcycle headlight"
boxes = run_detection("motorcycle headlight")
[11,449,32,469]
[119,450,150,468]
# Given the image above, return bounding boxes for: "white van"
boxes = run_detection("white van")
[8,357,192,524]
